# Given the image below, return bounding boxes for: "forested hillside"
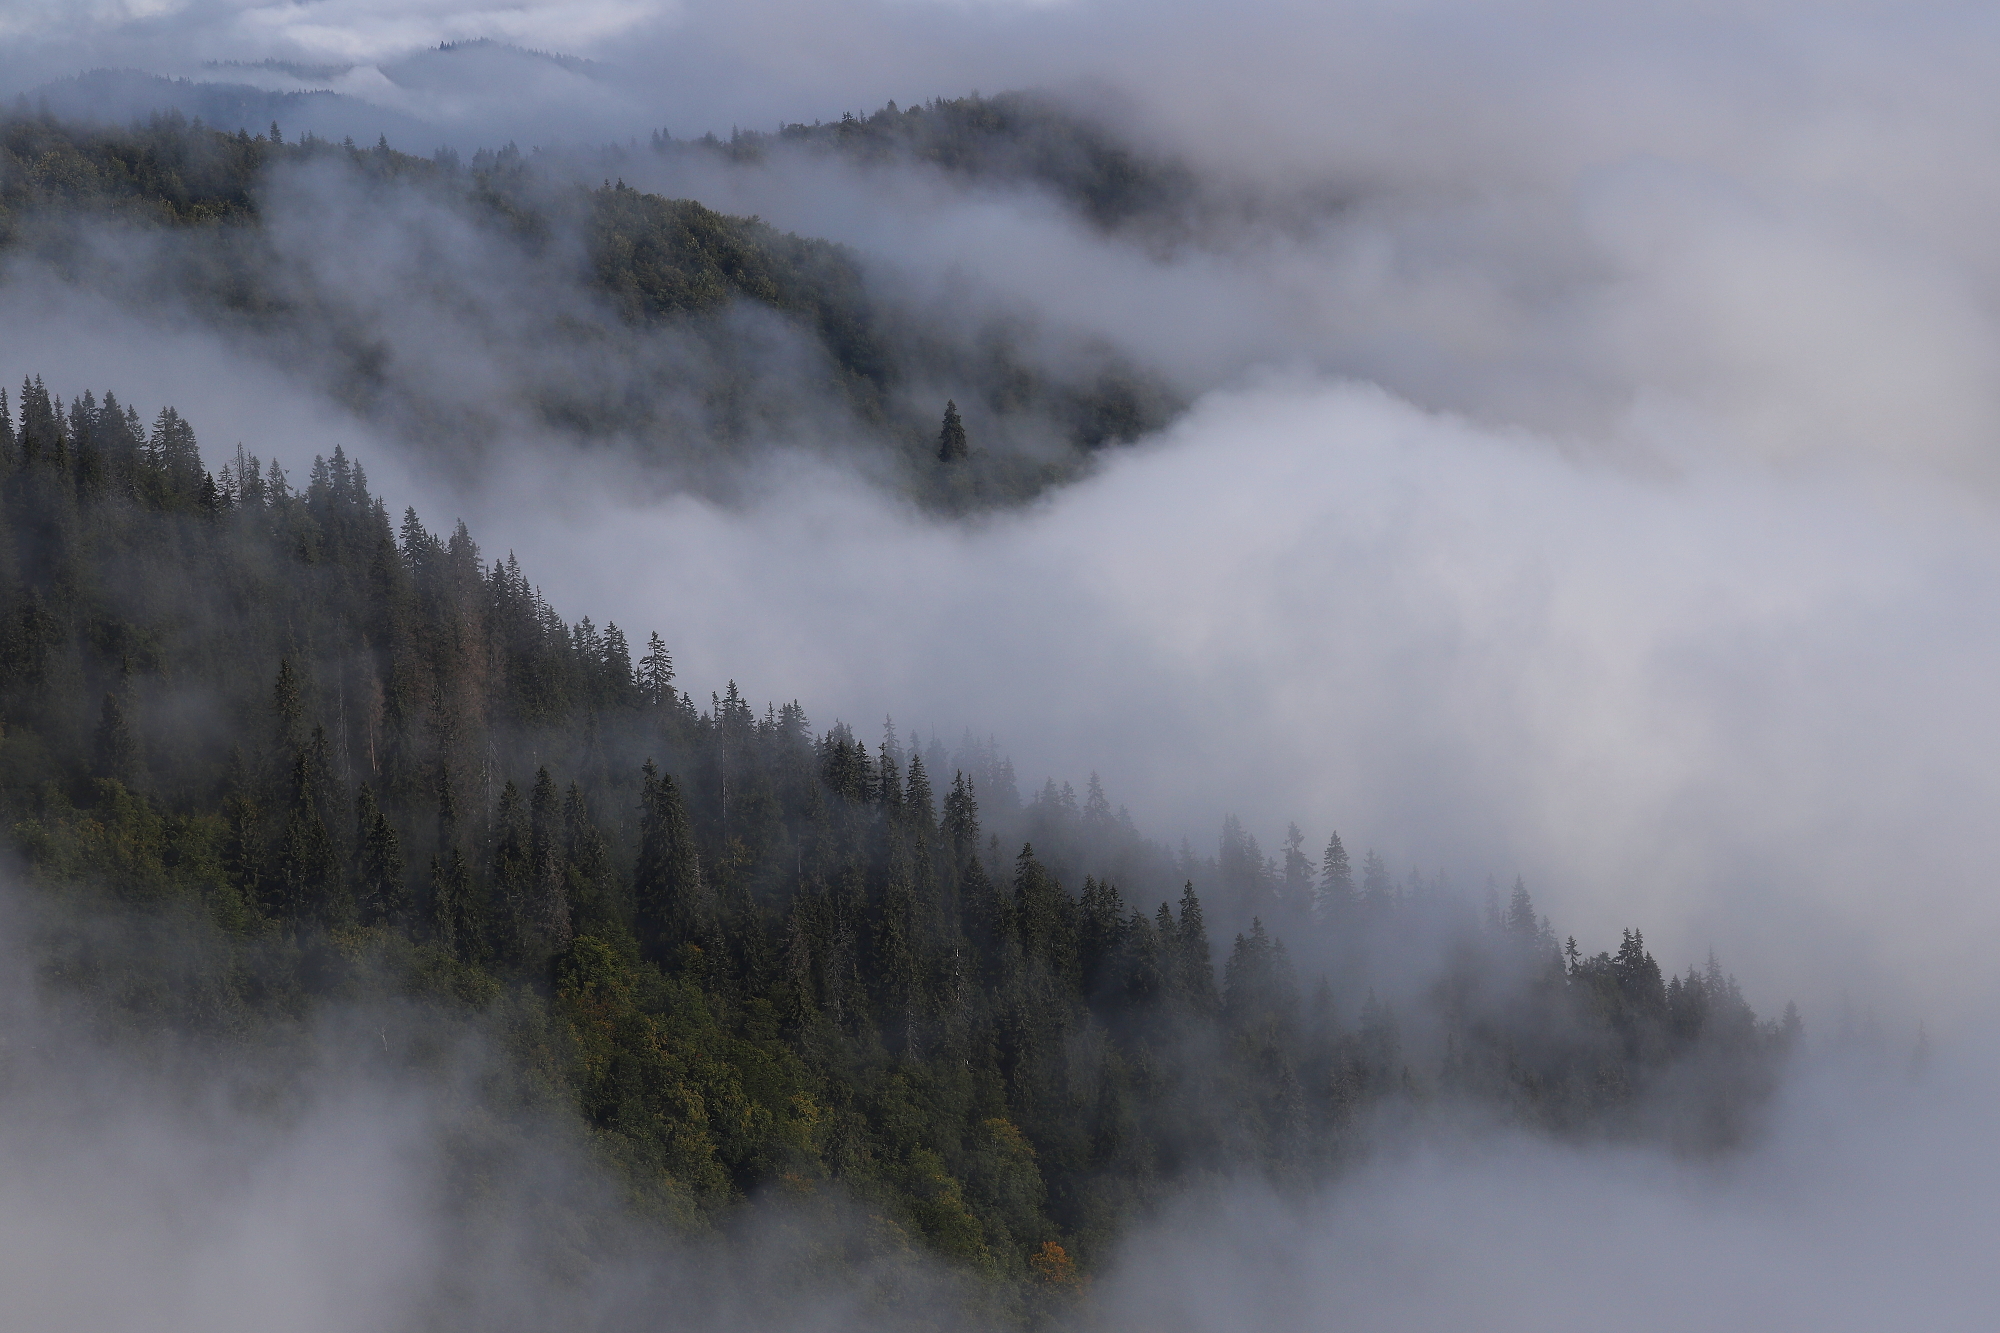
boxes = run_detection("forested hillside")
[0,378,1799,1310]
[670,93,1198,233]
[0,110,1175,506]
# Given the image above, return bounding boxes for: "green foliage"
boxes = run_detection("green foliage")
[0,381,1800,1307]
[695,92,1199,233]
[0,108,1180,511]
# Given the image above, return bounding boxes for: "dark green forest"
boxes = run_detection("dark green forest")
[0,107,1175,507]
[0,377,1799,1313]
[663,92,1198,233]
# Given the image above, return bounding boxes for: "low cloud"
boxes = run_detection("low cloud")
[1099,1050,1995,1332]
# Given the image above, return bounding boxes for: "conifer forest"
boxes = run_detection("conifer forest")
[0,368,1796,1314]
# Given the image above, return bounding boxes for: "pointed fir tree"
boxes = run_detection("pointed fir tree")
[92,686,141,787]
[637,631,674,706]
[354,786,408,926]
[1175,882,1217,1010]
[937,399,968,462]
[276,728,345,926]
[634,761,714,963]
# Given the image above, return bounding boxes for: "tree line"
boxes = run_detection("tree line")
[0,377,1800,1298]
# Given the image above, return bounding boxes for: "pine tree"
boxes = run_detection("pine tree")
[1505,876,1538,939]
[354,786,408,926]
[1174,882,1216,1010]
[276,728,345,926]
[877,843,923,1047]
[92,687,140,787]
[562,781,615,930]
[490,780,532,963]
[430,849,478,960]
[634,761,713,962]
[601,623,636,708]
[272,659,305,760]
[937,399,968,462]
[905,752,936,830]
[1223,918,1297,1032]
[1077,875,1126,995]
[1012,844,1074,975]
[1082,773,1114,838]
[637,631,675,706]
[527,766,572,952]
[1312,832,1360,924]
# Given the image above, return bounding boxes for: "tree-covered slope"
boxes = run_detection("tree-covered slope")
[0,378,1800,1309]
[0,110,1176,506]
[677,92,1199,233]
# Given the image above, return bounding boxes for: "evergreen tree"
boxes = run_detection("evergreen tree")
[354,786,408,926]
[430,849,478,960]
[877,843,923,1047]
[562,781,615,930]
[1505,876,1539,940]
[528,766,572,952]
[634,761,713,962]
[275,727,345,926]
[637,631,675,706]
[91,686,140,787]
[937,399,969,462]
[1174,882,1216,1010]
[1312,832,1360,924]
[905,752,936,830]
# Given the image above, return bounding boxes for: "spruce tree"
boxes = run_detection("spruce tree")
[637,631,674,706]
[92,688,140,787]
[1505,876,1538,939]
[937,399,968,462]
[633,761,713,962]
[1174,882,1216,1010]
[529,766,571,951]
[905,752,936,831]
[561,781,614,929]
[430,850,478,961]
[1316,831,1354,921]
[276,728,344,926]
[490,780,532,963]
[877,844,923,1047]
[354,786,407,926]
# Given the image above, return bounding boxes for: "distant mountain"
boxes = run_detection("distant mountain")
[681,92,1201,234]
[388,39,607,85]
[22,68,438,148]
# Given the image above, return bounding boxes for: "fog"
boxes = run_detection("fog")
[1103,1052,2000,1332]
[4,0,2000,1326]
[0,889,980,1333]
